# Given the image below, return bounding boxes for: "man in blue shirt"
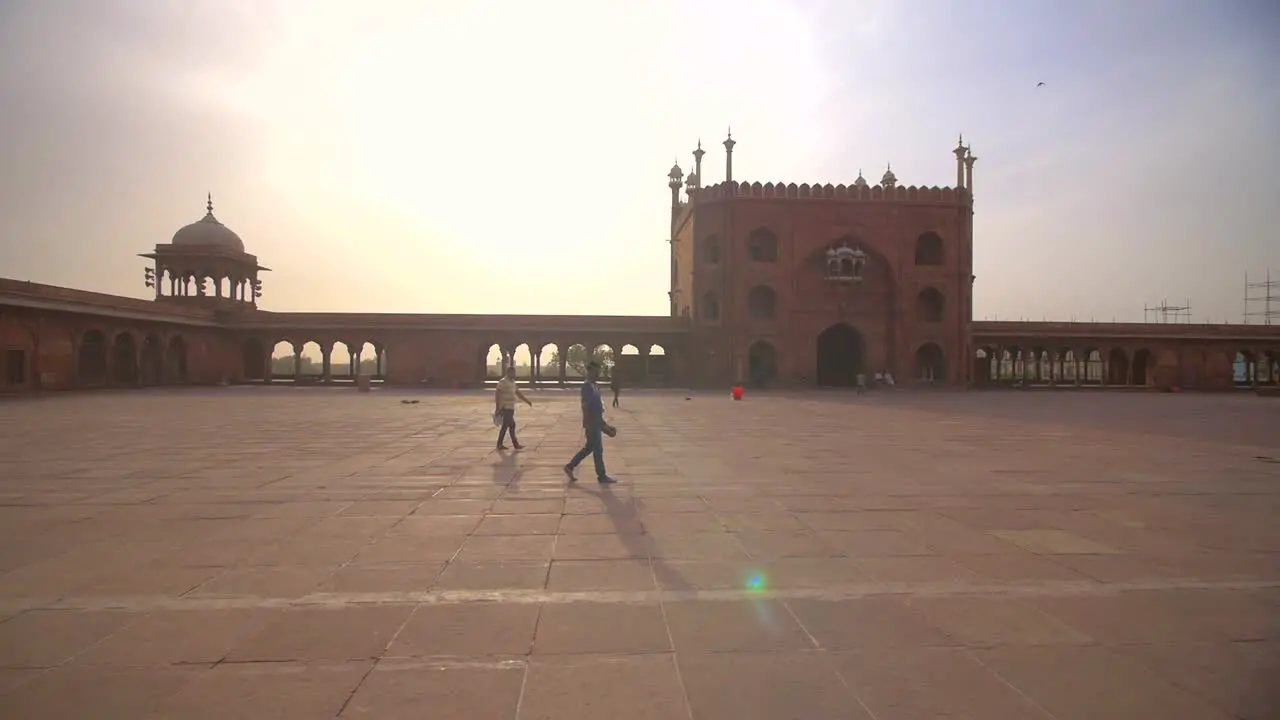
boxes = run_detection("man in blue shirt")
[563,361,617,484]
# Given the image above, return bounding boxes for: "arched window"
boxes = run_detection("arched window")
[914,232,944,266]
[701,291,721,322]
[747,285,777,320]
[915,288,944,323]
[701,235,721,264]
[747,227,779,262]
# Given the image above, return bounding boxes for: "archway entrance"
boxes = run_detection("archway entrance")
[914,343,945,383]
[747,341,777,386]
[816,323,864,387]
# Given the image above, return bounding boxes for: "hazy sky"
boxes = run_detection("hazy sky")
[2,0,1277,322]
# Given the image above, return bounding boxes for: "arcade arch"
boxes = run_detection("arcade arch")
[141,334,164,385]
[111,332,138,385]
[78,330,107,385]
[165,336,188,383]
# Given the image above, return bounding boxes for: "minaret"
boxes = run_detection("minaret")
[692,139,705,190]
[667,160,684,316]
[667,159,684,208]
[880,163,897,189]
[723,129,736,184]
[953,135,967,190]
[964,148,976,198]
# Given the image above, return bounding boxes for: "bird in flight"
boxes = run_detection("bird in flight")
[1036,81,1046,87]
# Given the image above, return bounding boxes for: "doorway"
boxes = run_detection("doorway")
[816,323,864,387]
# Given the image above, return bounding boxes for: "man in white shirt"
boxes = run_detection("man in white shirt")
[495,366,532,450]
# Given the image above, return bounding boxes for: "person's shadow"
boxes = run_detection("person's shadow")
[578,483,691,592]
[491,448,521,487]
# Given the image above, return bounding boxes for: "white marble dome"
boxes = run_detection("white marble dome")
[171,196,245,252]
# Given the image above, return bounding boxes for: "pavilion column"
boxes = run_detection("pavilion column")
[640,347,651,386]
[322,344,333,383]
[558,344,568,386]
[293,349,302,381]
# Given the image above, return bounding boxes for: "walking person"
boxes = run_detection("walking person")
[610,372,621,408]
[495,365,532,450]
[564,361,617,484]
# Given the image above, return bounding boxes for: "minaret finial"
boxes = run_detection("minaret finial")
[206,192,214,215]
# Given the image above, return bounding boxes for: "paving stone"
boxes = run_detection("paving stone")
[546,559,655,591]
[664,600,813,652]
[388,603,539,657]
[787,597,957,650]
[990,529,1123,555]
[907,596,1094,647]
[433,561,549,591]
[832,647,1054,719]
[224,605,413,662]
[149,661,371,719]
[0,610,137,668]
[339,661,524,719]
[71,608,280,666]
[678,651,870,719]
[974,645,1237,720]
[519,655,689,720]
[0,665,201,720]
[190,565,336,598]
[2,390,1278,717]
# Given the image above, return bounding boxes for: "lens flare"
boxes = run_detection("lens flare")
[745,572,767,592]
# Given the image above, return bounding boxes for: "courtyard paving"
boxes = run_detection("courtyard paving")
[0,387,1277,719]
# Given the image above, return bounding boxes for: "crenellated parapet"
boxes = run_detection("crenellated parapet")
[691,181,969,204]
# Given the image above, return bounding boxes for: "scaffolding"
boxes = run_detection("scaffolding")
[1143,299,1192,324]
[1243,270,1279,325]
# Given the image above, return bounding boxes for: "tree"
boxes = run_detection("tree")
[549,345,614,377]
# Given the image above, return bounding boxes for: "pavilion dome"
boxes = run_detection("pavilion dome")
[170,195,245,253]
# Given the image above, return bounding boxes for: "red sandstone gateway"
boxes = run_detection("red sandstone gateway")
[1,140,1278,393]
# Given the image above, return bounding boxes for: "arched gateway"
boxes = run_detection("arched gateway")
[816,323,864,387]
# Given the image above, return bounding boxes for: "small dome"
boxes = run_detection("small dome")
[853,170,868,188]
[668,162,684,179]
[171,196,245,252]
[880,164,897,185]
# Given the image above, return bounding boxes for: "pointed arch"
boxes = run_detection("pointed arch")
[914,232,944,266]
[747,285,777,321]
[747,227,779,262]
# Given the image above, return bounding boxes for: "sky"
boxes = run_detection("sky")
[1,0,1278,324]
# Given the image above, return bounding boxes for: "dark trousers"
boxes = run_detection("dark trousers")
[497,408,519,446]
[611,389,620,408]
[568,425,606,479]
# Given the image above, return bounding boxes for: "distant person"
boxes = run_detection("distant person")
[564,361,617,484]
[495,366,532,450]
[855,372,867,395]
[610,372,621,408]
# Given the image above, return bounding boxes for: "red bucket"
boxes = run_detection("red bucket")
[732,385,744,401]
